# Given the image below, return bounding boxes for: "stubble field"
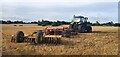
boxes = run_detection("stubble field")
[1,24,119,55]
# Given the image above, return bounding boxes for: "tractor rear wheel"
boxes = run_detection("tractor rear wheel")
[78,25,85,33]
[15,31,24,43]
[35,30,43,44]
[87,26,92,32]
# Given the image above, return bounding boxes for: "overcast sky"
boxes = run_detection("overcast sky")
[1,0,119,23]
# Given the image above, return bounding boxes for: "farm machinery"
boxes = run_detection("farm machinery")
[69,15,92,33]
[11,15,92,44]
[11,27,73,44]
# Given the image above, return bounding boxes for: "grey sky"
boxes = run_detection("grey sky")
[1,0,119,23]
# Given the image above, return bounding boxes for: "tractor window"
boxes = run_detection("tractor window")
[71,17,85,24]
[80,18,84,23]
[72,18,80,22]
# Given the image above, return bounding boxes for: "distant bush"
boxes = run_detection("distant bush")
[38,20,70,26]
[92,21,120,27]
[38,20,52,26]
[113,23,120,27]
[52,22,60,26]
[92,21,104,26]
[0,20,38,24]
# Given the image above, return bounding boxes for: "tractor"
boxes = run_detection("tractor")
[69,15,92,33]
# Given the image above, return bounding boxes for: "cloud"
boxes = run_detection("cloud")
[1,1,118,22]
[2,0,119,3]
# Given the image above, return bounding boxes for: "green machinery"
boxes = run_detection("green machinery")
[69,15,92,33]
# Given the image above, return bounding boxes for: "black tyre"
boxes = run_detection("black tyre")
[15,31,24,43]
[78,25,85,33]
[69,24,73,29]
[35,30,43,44]
[73,24,78,31]
[87,26,92,32]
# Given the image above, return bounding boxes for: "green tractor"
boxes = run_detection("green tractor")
[69,15,92,33]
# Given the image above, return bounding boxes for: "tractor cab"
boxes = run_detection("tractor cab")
[69,15,92,33]
[71,15,88,24]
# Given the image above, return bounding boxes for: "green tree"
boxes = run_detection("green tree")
[96,21,100,26]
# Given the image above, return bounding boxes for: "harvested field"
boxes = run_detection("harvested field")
[1,24,119,55]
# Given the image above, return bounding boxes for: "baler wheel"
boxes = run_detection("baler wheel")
[14,31,24,43]
[35,30,43,44]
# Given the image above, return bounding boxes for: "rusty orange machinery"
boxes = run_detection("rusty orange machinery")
[11,26,77,44]
[11,31,62,44]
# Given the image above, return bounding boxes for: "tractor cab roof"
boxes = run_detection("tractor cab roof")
[74,15,84,18]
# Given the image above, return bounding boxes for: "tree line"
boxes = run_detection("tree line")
[38,20,70,26]
[0,20,37,24]
[0,20,120,26]
[92,21,120,26]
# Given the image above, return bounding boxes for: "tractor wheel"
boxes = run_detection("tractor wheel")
[73,24,78,31]
[87,26,92,32]
[14,31,24,43]
[35,30,43,44]
[69,24,73,29]
[78,25,85,33]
